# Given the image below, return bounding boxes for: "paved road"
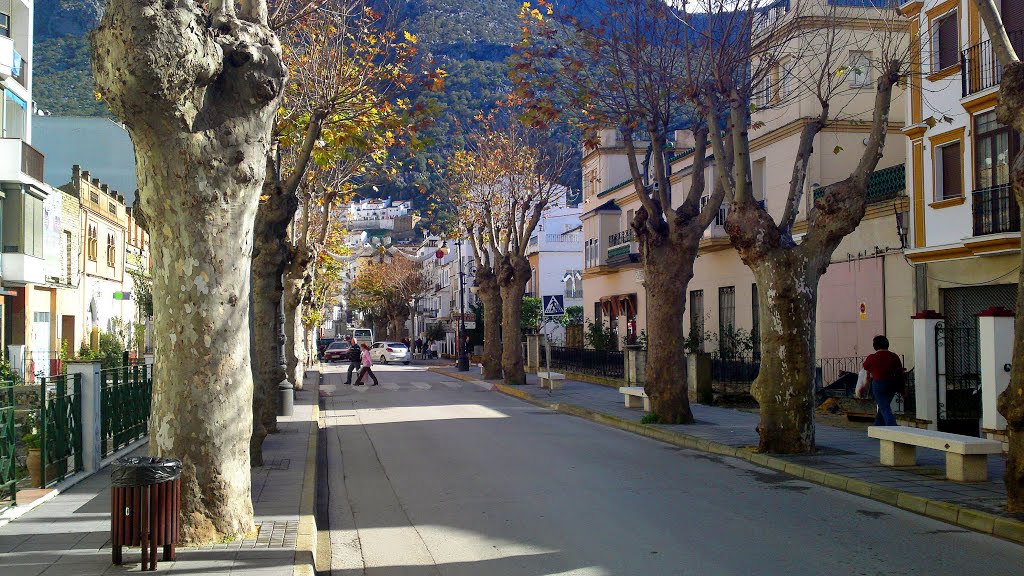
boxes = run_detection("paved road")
[319,363,1024,576]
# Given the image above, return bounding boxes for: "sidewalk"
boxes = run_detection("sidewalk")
[433,366,1024,544]
[0,376,320,575]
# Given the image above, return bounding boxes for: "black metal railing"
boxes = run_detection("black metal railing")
[895,369,916,416]
[972,184,1021,236]
[0,381,15,511]
[816,354,906,398]
[546,346,624,380]
[37,373,82,487]
[608,229,634,247]
[962,30,1024,96]
[711,354,761,383]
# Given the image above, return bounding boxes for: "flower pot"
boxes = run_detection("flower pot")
[26,449,56,487]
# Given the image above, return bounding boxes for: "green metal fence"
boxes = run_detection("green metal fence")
[100,364,152,458]
[0,381,15,510]
[38,373,83,487]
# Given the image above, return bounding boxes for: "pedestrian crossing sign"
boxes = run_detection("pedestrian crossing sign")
[543,295,565,316]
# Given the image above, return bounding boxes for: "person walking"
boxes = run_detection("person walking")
[354,342,379,386]
[344,337,362,385]
[862,335,904,426]
[415,337,423,357]
[430,339,439,359]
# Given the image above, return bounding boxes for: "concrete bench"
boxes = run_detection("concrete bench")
[618,386,650,412]
[537,371,565,390]
[868,426,1003,482]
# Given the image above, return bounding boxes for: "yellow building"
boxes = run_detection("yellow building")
[581,0,915,375]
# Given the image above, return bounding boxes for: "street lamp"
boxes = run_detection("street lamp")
[455,240,471,372]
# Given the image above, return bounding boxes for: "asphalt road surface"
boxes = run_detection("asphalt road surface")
[318,363,1024,576]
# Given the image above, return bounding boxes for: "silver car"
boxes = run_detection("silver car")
[371,341,411,365]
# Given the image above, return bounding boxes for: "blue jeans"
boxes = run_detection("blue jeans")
[872,379,897,426]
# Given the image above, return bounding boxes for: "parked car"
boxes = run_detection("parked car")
[351,328,373,345]
[371,341,410,365]
[322,341,349,363]
[317,337,337,359]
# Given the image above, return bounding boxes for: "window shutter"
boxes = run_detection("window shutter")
[1003,0,1024,37]
[937,14,958,70]
[941,143,962,199]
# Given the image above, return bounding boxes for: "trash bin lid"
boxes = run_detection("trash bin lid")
[111,456,183,487]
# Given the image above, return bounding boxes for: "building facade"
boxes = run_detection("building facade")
[526,195,583,344]
[581,1,915,370]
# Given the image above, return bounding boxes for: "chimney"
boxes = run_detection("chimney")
[82,170,90,181]
[92,178,100,187]
[101,184,109,195]
[117,194,124,204]
[72,165,81,183]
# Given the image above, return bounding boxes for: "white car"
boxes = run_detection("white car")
[371,341,411,365]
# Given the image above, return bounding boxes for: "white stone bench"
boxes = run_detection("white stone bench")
[618,386,650,412]
[537,371,565,390]
[868,426,1003,482]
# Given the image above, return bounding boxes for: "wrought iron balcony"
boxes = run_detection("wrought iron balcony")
[962,30,1024,97]
[972,184,1020,237]
[607,229,635,247]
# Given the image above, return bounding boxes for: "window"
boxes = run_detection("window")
[106,233,116,267]
[936,142,962,200]
[932,11,958,72]
[64,231,73,283]
[585,238,599,268]
[718,286,736,357]
[90,191,99,203]
[974,111,1019,190]
[594,302,602,327]
[849,51,872,87]
[751,283,761,360]
[753,72,772,108]
[0,12,10,38]
[752,159,766,202]
[689,290,704,352]
[109,202,117,215]
[564,270,582,299]
[87,225,98,262]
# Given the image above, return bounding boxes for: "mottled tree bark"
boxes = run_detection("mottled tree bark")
[477,268,503,380]
[249,163,296,464]
[498,255,531,385]
[638,233,699,424]
[92,0,285,542]
[974,0,1024,511]
[283,269,307,389]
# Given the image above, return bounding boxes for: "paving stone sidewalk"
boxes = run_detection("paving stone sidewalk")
[439,367,1022,532]
[0,384,318,575]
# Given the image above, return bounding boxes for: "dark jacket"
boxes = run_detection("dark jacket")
[347,345,361,363]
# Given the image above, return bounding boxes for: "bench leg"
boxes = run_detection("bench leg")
[879,440,916,466]
[624,395,643,409]
[549,379,563,390]
[946,453,988,482]
[539,379,549,390]
[642,397,651,412]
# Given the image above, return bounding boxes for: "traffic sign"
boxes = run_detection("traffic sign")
[543,295,565,316]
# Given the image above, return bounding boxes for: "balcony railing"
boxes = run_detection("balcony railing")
[21,141,43,181]
[972,184,1020,237]
[962,30,1024,97]
[608,229,635,247]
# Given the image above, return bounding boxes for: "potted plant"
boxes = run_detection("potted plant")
[22,432,43,486]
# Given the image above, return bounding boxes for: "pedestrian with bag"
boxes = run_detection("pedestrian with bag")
[861,335,904,426]
[344,337,362,385]
[354,342,380,386]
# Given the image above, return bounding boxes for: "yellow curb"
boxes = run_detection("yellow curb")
[957,508,996,534]
[488,383,1024,546]
[896,492,929,514]
[869,485,900,505]
[845,479,875,498]
[994,517,1024,543]
[293,382,321,576]
[924,500,960,524]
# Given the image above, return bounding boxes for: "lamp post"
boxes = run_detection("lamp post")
[456,240,470,372]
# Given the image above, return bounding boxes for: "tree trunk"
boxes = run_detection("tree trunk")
[748,254,820,453]
[92,2,285,543]
[283,273,305,390]
[249,170,296,464]
[498,255,531,385]
[641,240,696,424]
[994,61,1024,512]
[477,268,503,380]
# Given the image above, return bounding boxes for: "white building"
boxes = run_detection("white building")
[526,193,583,344]
[344,198,412,230]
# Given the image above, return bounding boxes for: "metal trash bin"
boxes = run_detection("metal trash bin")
[111,456,182,571]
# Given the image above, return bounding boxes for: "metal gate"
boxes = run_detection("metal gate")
[935,320,981,436]
[936,285,1019,436]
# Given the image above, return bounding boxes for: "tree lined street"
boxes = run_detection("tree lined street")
[318,364,1024,575]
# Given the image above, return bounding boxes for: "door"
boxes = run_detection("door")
[937,285,1018,436]
[31,311,51,378]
